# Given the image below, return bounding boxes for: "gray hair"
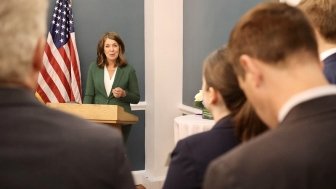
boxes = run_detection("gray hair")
[0,0,47,84]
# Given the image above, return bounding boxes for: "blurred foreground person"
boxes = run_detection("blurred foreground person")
[0,0,134,188]
[299,0,336,83]
[163,47,267,189]
[204,2,336,189]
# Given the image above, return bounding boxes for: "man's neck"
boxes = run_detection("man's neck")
[268,59,329,127]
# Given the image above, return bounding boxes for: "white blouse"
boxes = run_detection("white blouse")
[104,66,118,96]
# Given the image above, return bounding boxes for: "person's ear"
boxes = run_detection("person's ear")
[239,54,263,88]
[32,36,46,73]
[208,87,218,105]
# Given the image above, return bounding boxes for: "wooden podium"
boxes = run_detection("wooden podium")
[46,103,139,129]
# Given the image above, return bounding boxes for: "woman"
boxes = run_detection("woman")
[163,47,268,189]
[84,32,140,140]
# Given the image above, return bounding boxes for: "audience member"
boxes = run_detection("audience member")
[204,2,336,189]
[299,0,336,84]
[0,0,134,188]
[163,47,267,189]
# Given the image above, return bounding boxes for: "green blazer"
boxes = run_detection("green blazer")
[83,63,140,113]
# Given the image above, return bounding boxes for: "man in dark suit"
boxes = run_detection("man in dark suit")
[204,2,336,189]
[299,0,336,84]
[0,0,134,188]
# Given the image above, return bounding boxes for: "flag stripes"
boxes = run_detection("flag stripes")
[36,0,82,103]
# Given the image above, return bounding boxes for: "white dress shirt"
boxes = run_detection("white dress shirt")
[104,66,118,96]
[320,48,336,61]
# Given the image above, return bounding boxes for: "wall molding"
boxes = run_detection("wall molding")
[178,104,202,115]
[131,101,147,111]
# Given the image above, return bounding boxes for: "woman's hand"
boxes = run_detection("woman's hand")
[112,87,126,98]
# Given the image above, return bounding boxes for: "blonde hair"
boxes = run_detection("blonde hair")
[0,0,47,84]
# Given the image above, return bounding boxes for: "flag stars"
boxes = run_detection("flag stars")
[50,0,76,47]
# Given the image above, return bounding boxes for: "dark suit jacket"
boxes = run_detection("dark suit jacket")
[204,95,336,189]
[83,63,140,113]
[0,88,134,189]
[323,52,336,84]
[163,116,240,189]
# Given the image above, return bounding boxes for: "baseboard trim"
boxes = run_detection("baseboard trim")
[132,170,165,189]
[132,170,146,185]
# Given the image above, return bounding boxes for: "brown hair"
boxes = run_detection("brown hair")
[203,47,268,141]
[96,32,127,68]
[299,0,336,43]
[228,2,319,77]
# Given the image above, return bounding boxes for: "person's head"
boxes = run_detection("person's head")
[202,47,267,141]
[227,2,321,127]
[299,0,336,45]
[0,0,48,89]
[96,32,127,68]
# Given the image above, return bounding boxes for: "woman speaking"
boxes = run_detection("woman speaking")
[84,32,140,141]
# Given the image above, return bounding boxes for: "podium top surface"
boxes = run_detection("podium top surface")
[46,103,138,125]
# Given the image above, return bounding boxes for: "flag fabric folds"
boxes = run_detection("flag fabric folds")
[37,0,82,103]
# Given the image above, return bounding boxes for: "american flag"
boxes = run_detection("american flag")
[36,0,82,103]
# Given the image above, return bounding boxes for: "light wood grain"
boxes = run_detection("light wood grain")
[46,103,138,126]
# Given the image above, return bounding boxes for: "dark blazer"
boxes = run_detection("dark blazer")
[204,95,336,189]
[163,116,240,189]
[83,63,140,113]
[323,52,336,84]
[0,88,134,189]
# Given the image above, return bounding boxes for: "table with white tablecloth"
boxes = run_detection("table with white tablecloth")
[173,114,215,144]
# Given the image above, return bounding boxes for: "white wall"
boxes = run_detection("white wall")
[142,0,183,188]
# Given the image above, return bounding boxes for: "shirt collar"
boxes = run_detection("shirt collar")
[278,85,336,122]
[320,48,336,61]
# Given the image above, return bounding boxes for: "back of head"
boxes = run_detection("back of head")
[0,0,47,85]
[228,2,319,76]
[203,47,245,115]
[203,47,268,141]
[299,0,336,44]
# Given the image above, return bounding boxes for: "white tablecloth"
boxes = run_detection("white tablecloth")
[174,114,215,144]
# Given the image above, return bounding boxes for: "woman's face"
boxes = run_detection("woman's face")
[104,38,120,62]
